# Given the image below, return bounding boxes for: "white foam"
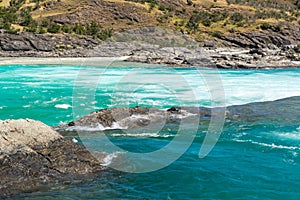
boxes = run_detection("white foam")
[44,98,58,104]
[59,121,68,125]
[110,132,174,138]
[72,138,79,143]
[55,104,72,109]
[169,110,198,119]
[111,122,127,130]
[101,152,124,167]
[274,132,300,140]
[252,142,300,150]
[234,139,300,150]
[66,122,127,131]
[80,68,300,107]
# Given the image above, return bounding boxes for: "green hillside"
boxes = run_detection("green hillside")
[0,0,300,41]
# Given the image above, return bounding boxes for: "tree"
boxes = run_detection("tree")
[20,8,33,26]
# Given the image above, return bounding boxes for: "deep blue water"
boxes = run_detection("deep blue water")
[0,63,299,199]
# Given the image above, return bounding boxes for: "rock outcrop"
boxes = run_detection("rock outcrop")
[55,106,207,131]
[0,32,99,57]
[57,96,300,132]
[0,27,299,69]
[0,119,105,198]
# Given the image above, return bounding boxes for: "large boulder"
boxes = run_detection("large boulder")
[0,119,105,198]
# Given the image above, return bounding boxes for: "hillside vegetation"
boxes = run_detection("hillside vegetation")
[0,0,299,41]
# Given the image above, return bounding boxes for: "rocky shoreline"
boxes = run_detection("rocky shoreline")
[0,27,299,69]
[0,119,107,198]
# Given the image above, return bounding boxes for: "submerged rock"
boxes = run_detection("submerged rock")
[55,106,203,132]
[0,119,105,198]
[57,96,300,132]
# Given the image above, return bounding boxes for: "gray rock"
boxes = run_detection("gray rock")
[0,119,105,198]
[0,27,299,69]
[55,106,201,131]
[0,35,33,51]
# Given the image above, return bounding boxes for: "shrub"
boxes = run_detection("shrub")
[41,19,50,27]
[125,0,157,6]
[20,8,34,26]
[149,1,156,11]
[1,22,11,30]
[86,21,100,36]
[186,14,200,31]
[47,23,61,33]
[6,27,19,34]
[202,20,212,27]
[211,31,223,38]
[61,24,72,33]
[187,0,193,6]
[272,25,281,32]
[37,26,46,34]
[97,28,113,40]
[73,23,86,35]
[260,22,271,30]
[25,20,38,32]
[230,13,244,23]
[296,0,300,9]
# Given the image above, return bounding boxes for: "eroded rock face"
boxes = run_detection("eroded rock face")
[0,33,53,52]
[0,33,99,57]
[0,119,104,198]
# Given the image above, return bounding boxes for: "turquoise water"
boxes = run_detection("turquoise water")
[1,64,299,199]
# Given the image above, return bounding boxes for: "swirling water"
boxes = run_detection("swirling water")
[0,63,299,199]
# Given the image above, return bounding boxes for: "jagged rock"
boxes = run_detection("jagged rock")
[0,33,100,56]
[219,35,257,48]
[0,35,33,51]
[0,33,52,52]
[25,34,54,52]
[0,119,105,198]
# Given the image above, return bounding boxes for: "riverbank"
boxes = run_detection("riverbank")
[0,27,299,69]
[0,56,130,66]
